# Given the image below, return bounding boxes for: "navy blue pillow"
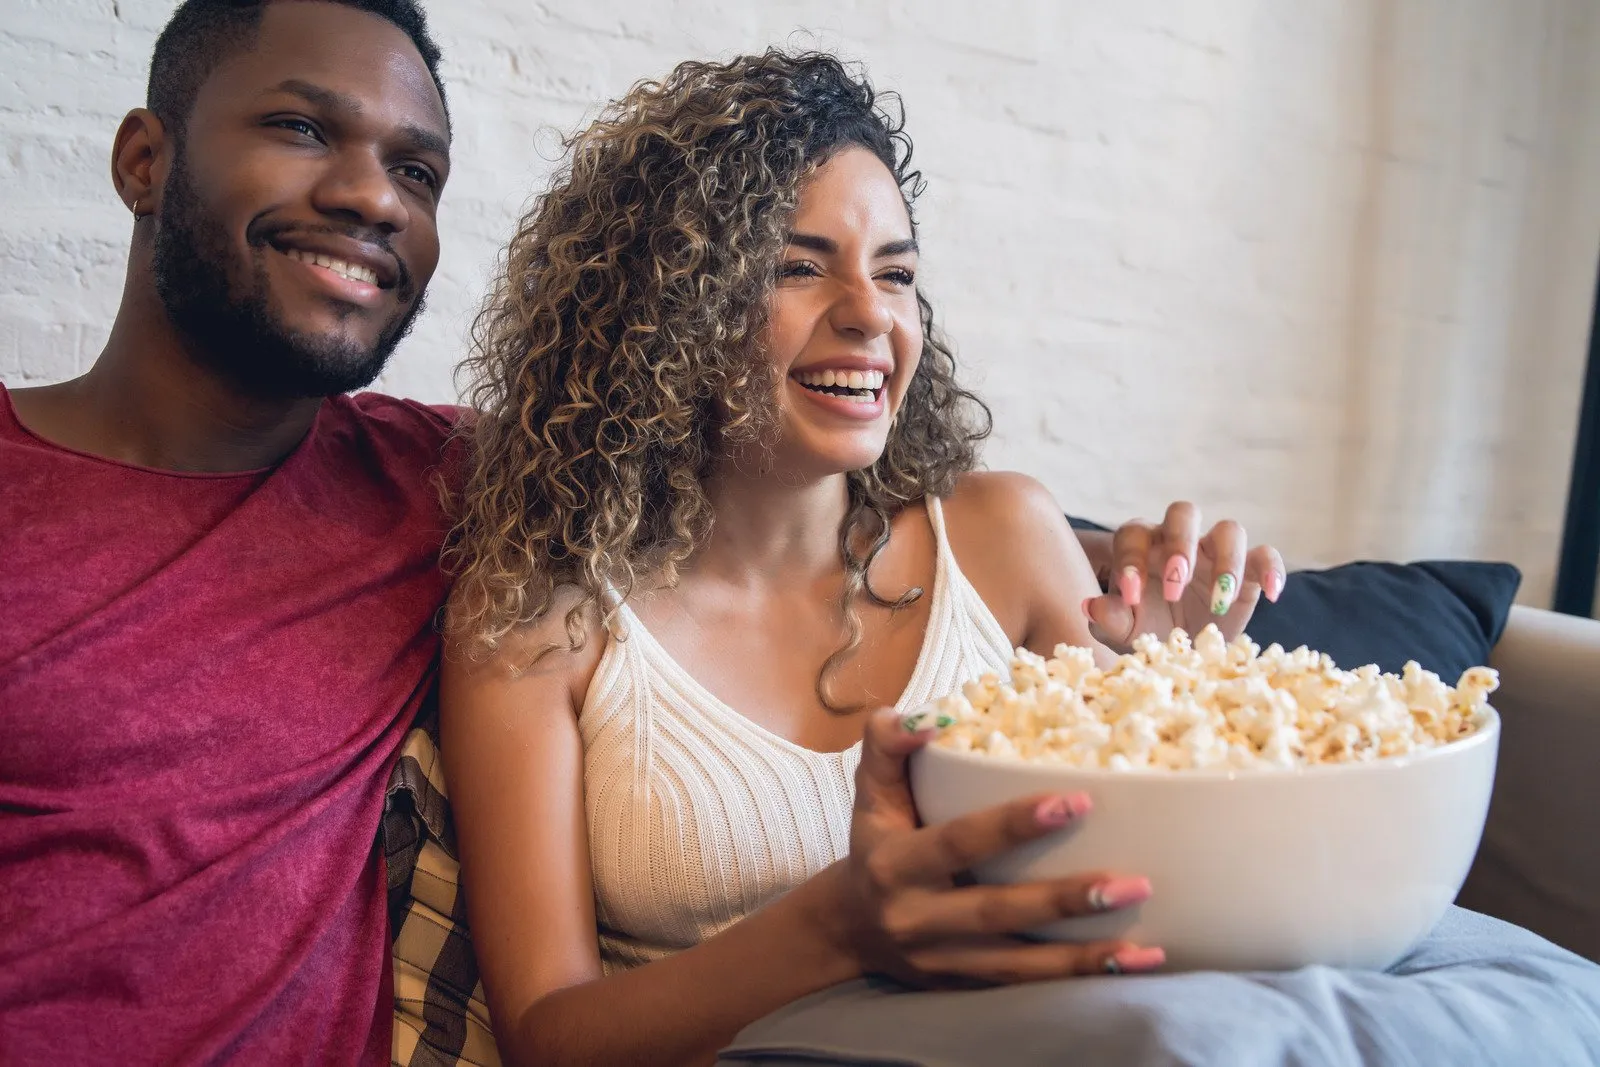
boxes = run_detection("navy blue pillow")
[1242,560,1521,680]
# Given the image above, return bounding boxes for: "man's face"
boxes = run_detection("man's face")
[151,2,450,399]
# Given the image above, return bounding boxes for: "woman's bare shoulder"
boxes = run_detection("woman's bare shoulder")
[941,471,1069,546]
[441,582,613,712]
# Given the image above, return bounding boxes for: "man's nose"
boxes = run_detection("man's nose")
[310,149,409,233]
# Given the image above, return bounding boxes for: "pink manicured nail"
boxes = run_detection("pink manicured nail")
[1035,793,1091,828]
[1081,596,1096,622]
[1103,946,1167,975]
[1087,876,1152,912]
[1264,570,1284,603]
[1118,566,1143,604]
[1162,555,1189,602]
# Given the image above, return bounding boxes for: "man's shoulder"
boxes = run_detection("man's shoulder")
[313,392,473,492]
[342,391,471,437]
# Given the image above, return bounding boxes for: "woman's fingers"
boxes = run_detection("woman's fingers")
[1197,520,1248,616]
[1109,521,1153,604]
[1245,542,1287,604]
[881,874,1152,944]
[853,706,935,834]
[870,791,1092,889]
[1084,593,1137,650]
[909,937,1166,985]
[1159,502,1201,602]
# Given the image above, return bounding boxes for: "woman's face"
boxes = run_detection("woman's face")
[762,145,922,477]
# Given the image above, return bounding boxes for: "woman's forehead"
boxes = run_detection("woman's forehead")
[793,147,913,241]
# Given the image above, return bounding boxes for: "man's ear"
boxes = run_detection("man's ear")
[111,108,171,219]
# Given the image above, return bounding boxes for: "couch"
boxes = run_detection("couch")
[386,603,1600,1067]
[1456,603,1600,963]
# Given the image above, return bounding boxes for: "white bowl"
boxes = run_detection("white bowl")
[909,708,1499,972]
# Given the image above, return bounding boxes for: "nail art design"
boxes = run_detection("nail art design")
[1119,565,1143,604]
[1104,946,1167,974]
[1162,556,1189,602]
[902,706,954,733]
[1035,796,1073,827]
[1087,877,1151,912]
[1211,572,1237,616]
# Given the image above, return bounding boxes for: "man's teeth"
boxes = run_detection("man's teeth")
[793,369,886,393]
[283,248,379,286]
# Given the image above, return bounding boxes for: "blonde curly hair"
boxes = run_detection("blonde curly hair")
[444,49,992,708]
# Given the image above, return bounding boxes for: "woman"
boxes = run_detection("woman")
[440,51,1283,1067]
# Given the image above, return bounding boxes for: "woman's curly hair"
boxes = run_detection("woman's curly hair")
[444,49,992,708]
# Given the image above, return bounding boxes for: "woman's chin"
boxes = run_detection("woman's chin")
[761,432,889,481]
[809,442,891,478]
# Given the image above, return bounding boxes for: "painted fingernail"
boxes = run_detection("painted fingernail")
[901,709,935,734]
[1103,946,1166,975]
[1162,555,1189,602]
[1210,572,1237,616]
[1035,793,1091,828]
[1081,596,1097,623]
[1118,566,1143,604]
[1264,569,1284,603]
[1087,876,1152,912]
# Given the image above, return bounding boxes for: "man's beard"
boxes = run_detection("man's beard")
[151,149,425,400]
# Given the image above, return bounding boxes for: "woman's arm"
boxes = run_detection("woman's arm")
[941,471,1115,663]
[440,618,859,1067]
[443,597,1146,1067]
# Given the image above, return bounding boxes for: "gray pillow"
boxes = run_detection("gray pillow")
[717,907,1600,1067]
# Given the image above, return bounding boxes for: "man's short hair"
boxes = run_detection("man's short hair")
[146,0,449,136]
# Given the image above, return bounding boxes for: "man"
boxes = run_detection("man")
[0,2,1266,1063]
[1,3,454,1063]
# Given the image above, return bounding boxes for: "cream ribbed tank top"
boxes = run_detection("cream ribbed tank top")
[578,496,1013,972]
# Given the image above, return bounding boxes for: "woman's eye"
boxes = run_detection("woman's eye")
[778,260,821,279]
[880,268,916,287]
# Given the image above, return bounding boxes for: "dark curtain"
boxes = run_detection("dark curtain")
[1553,257,1600,618]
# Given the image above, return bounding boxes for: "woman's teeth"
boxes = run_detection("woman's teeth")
[793,368,885,403]
[283,248,380,286]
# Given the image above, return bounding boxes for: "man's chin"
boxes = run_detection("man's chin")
[200,330,389,400]
[246,303,418,399]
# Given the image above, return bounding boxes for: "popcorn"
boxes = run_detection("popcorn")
[931,626,1496,771]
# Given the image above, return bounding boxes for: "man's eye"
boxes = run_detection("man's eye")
[394,164,438,189]
[269,118,322,141]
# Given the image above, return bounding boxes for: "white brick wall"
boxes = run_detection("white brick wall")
[4,0,1599,605]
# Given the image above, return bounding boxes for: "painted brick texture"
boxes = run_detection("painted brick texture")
[4,0,1598,603]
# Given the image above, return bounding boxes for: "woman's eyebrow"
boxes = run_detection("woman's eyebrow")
[786,233,918,257]
[786,232,836,254]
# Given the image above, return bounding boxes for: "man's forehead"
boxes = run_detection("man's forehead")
[196,2,449,142]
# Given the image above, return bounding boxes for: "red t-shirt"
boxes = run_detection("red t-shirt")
[0,385,459,1066]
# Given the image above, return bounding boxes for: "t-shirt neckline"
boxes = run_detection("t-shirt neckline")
[0,381,319,480]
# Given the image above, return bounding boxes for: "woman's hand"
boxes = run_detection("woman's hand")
[819,708,1165,986]
[1085,502,1285,651]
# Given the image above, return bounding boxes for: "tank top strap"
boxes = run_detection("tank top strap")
[917,492,1015,676]
[924,494,956,565]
